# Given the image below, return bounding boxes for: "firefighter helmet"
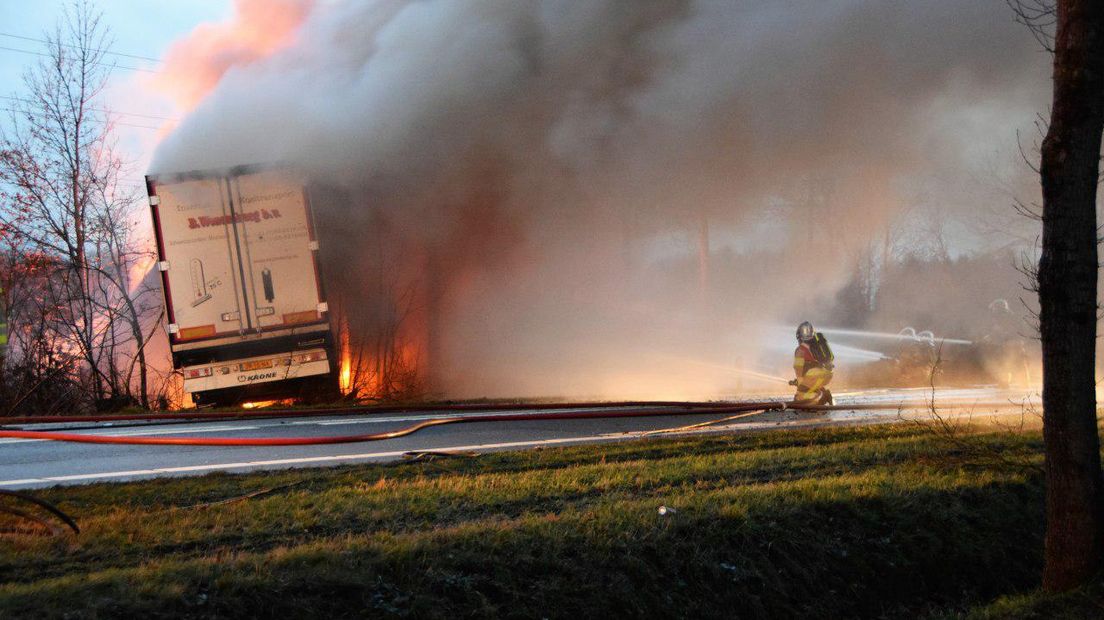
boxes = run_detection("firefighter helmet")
[796,321,815,342]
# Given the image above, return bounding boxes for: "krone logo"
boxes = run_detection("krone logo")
[239,371,278,383]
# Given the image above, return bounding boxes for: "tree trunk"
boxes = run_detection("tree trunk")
[133,317,150,410]
[1038,0,1104,592]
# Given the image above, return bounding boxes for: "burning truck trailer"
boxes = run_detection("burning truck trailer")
[146,166,340,407]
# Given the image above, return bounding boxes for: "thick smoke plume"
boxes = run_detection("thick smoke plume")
[151,0,1047,399]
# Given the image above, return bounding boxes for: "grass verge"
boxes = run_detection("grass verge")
[959,582,1104,619]
[0,424,1054,618]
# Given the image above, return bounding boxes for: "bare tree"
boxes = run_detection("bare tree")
[86,190,161,407]
[0,1,159,411]
[0,245,81,416]
[1011,0,1104,591]
[1008,0,1058,51]
[333,234,424,403]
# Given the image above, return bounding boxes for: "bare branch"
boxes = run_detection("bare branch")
[1006,0,1057,52]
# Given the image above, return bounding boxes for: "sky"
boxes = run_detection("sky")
[0,0,233,181]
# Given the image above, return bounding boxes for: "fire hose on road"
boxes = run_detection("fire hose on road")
[0,400,732,427]
[0,400,957,448]
[0,403,791,446]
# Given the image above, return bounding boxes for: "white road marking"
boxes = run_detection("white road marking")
[0,434,627,487]
[84,424,260,437]
[7,407,662,434]
[7,393,1032,435]
[0,425,261,445]
[667,407,1029,435]
[0,390,1037,488]
[0,406,695,445]
[302,407,649,427]
[311,414,468,426]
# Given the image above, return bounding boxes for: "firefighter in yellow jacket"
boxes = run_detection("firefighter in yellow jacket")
[789,321,834,405]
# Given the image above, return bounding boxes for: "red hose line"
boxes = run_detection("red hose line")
[0,403,784,447]
[0,400,730,426]
[0,399,985,447]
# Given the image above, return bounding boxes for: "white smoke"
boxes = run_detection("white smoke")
[152,0,1048,399]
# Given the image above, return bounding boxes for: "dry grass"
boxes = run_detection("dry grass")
[0,424,1050,618]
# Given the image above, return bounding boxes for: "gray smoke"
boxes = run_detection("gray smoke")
[152,0,1047,399]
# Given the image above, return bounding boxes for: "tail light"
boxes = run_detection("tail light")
[293,351,327,363]
[184,367,213,379]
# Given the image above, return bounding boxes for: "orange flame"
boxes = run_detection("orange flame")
[338,316,353,394]
[241,400,280,409]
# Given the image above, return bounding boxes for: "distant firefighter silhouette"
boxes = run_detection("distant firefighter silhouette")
[789,321,834,405]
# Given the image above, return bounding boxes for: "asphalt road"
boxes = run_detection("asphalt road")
[0,388,1033,488]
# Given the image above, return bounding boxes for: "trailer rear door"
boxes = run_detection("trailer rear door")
[230,170,325,331]
[153,178,248,341]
